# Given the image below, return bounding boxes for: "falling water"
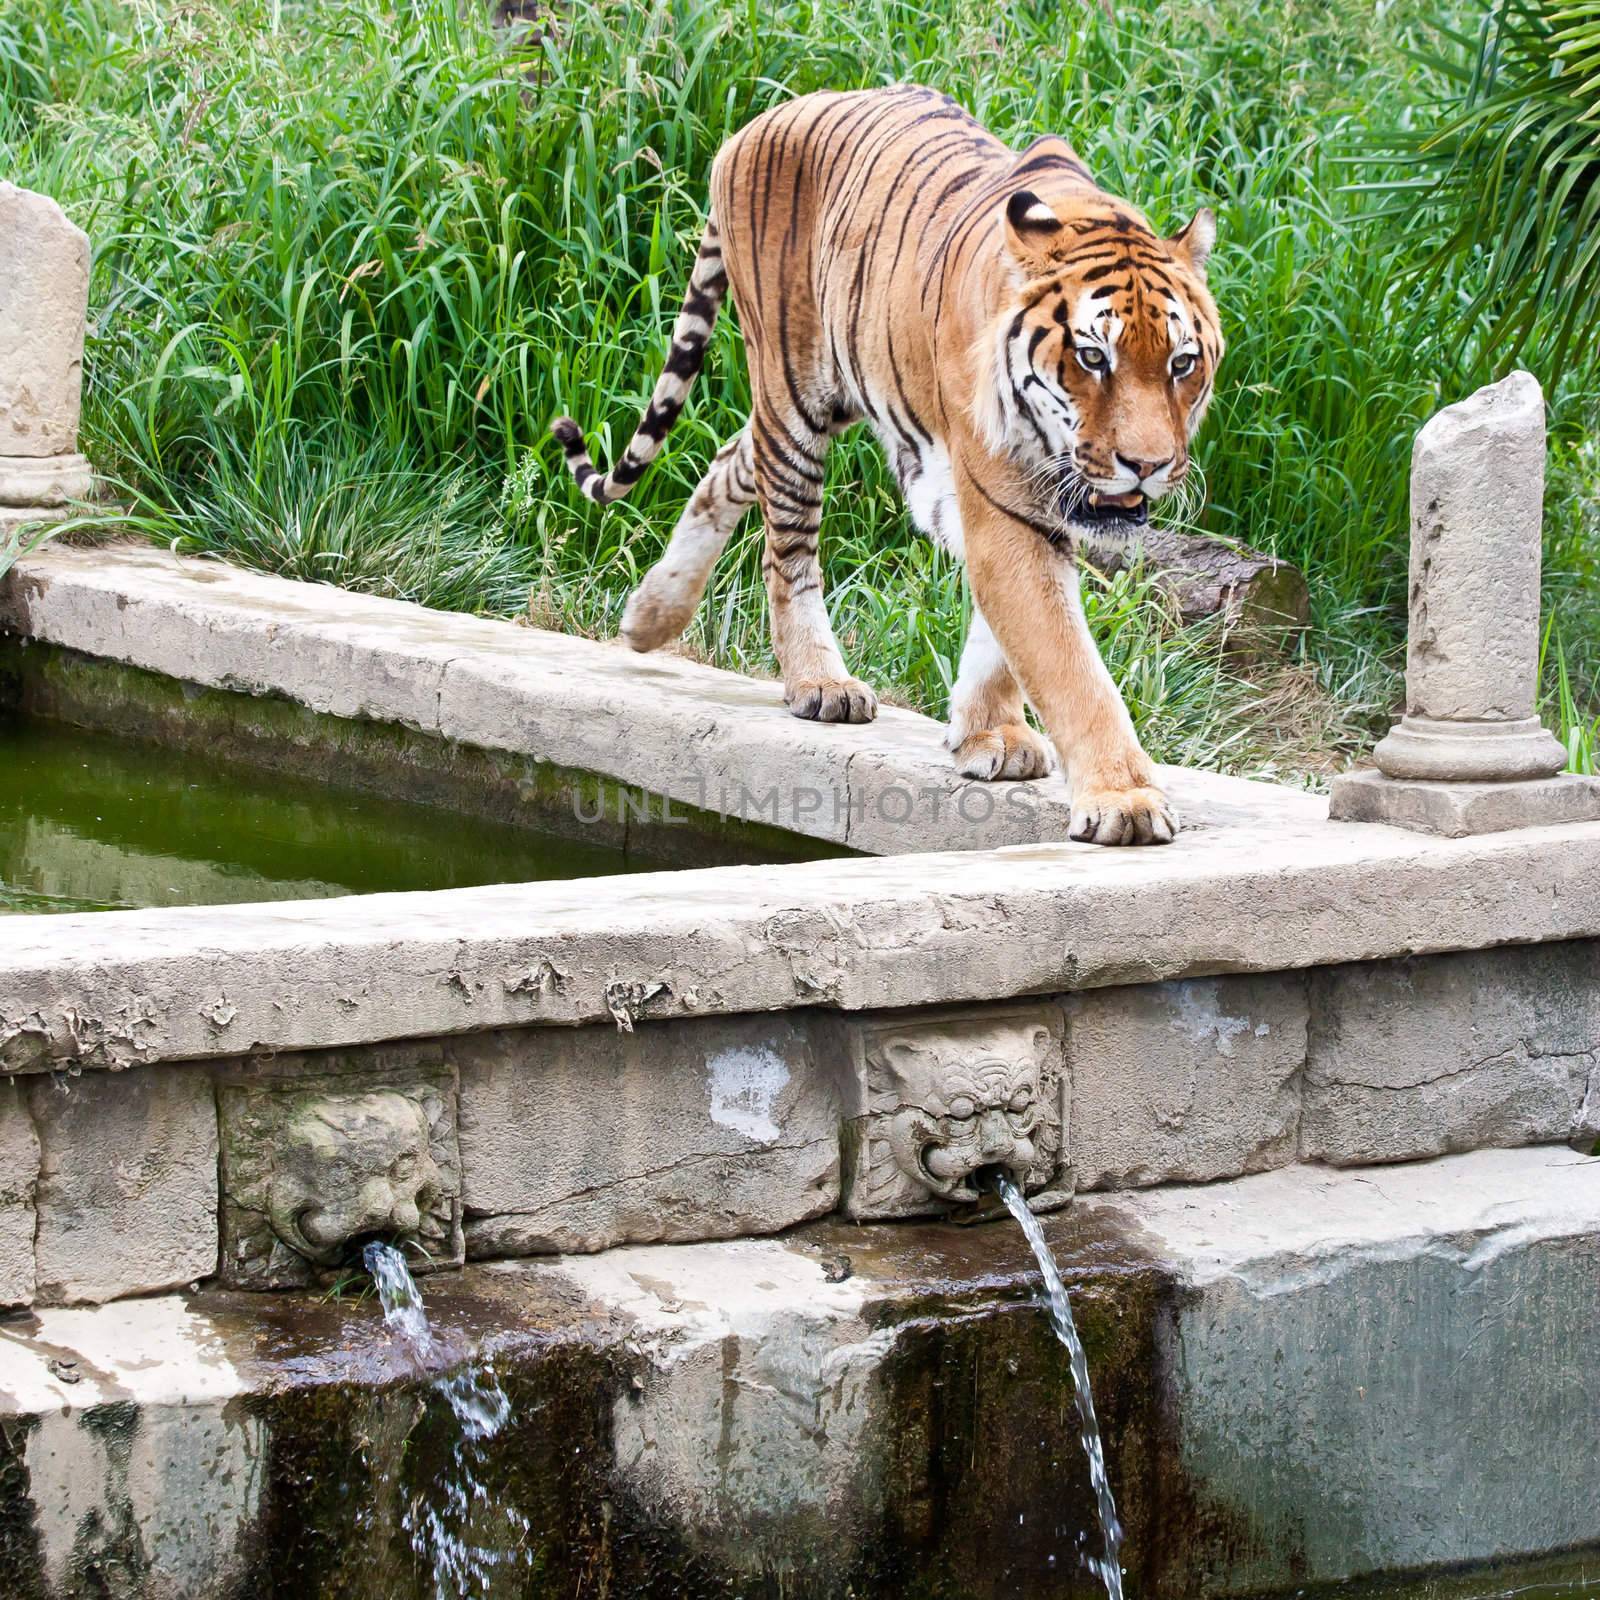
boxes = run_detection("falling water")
[991,1173,1125,1600]
[363,1242,530,1597]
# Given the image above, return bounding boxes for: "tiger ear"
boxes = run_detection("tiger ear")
[1004,189,1063,269]
[1170,207,1216,276]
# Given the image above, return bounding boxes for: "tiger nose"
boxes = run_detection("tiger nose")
[1115,452,1173,485]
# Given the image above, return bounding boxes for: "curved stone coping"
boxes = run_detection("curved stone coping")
[3,542,1318,850]
[6,541,1600,1073]
[5,810,1600,1071]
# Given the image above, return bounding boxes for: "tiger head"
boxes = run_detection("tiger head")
[982,186,1223,531]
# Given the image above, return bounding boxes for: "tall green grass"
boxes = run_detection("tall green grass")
[1,0,1596,776]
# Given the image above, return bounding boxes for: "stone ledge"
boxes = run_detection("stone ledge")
[3,942,1593,1308]
[2,542,1319,852]
[6,818,1600,1073]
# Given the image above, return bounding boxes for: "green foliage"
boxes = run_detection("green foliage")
[0,0,1596,778]
[0,518,60,584]
[1381,0,1600,377]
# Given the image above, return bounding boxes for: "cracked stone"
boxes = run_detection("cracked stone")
[1303,942,1600,1164]
[1070,974,1307,1189]
[458,1015,840,1255]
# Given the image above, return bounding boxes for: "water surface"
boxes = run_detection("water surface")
[0,715,667,914]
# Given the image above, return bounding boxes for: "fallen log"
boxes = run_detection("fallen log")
[1084,523,1311,645]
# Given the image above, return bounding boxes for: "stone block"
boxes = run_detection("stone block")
[1330,767,1600,836]
[218,1042,463,1289]
[28,1064,217,1304]
[1069,974,1307,1190]
[827,1003,1069,1218]
[458,1014,839,1255]
[1124,1147,1600,1594]
[0,1079,40,1306]
[0,183,90,458]
[1302,942,1600,1165]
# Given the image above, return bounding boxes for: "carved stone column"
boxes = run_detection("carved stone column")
[1330,371,1600,835]
[0,183,95,531]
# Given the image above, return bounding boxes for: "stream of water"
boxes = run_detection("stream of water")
[993,1173,1126,1600]
[363,1242,530,1598]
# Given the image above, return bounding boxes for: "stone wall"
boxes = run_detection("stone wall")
[2,939,1595,1308]
[2,1147,1597,1599]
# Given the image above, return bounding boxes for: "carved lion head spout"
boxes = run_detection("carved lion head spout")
[267,1091,445,1266]
[879,1026,1051,1204]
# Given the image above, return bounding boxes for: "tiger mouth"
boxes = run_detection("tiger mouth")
[1065,489,1149,527]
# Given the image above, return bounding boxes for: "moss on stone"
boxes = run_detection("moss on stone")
[0,634,846,869]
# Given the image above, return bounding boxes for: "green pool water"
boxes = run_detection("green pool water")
[0,715,670,914]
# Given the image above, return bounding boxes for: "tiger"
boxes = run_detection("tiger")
[551,85,1222,846]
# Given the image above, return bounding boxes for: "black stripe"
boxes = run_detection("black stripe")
[664,341,704,380]
[960,456,1068,544]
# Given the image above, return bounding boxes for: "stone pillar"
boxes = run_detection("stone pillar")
[0,182,95,530]
[1330,371,1600,836]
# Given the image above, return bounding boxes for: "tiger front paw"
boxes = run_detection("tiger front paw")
[1069,784,1178,846]
[786,676,879,723]
[948,721,1057,781]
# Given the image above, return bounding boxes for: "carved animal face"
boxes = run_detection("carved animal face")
[879,1026,1052,1203]
[991,189,1223,531]
[268,1090,444,1265]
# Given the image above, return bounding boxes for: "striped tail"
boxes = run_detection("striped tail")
[551,217,728,504]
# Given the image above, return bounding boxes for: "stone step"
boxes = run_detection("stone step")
[2,1146,1596,1597]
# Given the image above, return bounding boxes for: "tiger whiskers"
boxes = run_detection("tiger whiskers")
[1023,455,1091,523]
[1151,464,1207,534]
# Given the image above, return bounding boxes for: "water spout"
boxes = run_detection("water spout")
[363,1242,530,1596]
[989,1173,1125,1600]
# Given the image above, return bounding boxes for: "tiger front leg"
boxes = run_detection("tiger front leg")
[944,607,1057,780]
[954,464,1176,846]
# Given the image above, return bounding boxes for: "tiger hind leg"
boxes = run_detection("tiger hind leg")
[944,605,1057,780]
[620,428,756,652]
[753,389,877,724]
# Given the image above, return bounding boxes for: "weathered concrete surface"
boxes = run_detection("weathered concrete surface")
[1330,765,1600,835]
[0,1079,39,1307]
[0,1297,267,1599]
[0,1147,1594,1598]
[1106,1147,1600,1594]
[6,824,1600,1078]
[8,546,1600,1074]
[26,1066,218,1304]
[2,939,1591,1306]
[3,542,1317,852]
[1069,974,1307,1189]
[458,1013,840,1255]
[0,185,90,460]
[1301,943,1600,1165]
